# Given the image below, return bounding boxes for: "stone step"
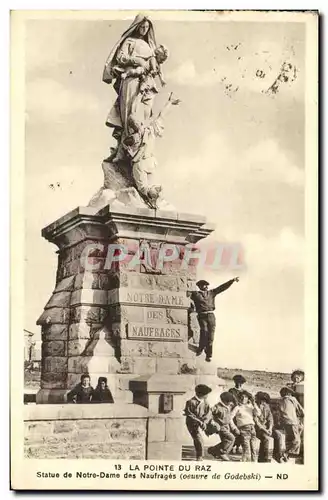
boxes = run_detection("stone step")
[114,389,134,404]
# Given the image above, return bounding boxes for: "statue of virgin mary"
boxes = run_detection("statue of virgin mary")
[103,15,160,163]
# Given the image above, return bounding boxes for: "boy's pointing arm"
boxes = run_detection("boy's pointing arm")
[213,277,239,296]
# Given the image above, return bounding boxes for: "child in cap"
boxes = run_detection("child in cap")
[274,387,304,463]
[92,377,114,403]
[184,384,212,461]
[229,374,247,405]
[208,391,238,461]
[254,392,274,462]
[232,390,261,462]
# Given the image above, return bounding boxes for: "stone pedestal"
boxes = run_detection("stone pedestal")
[36,205,217,404]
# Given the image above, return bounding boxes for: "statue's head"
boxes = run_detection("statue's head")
[136,19,150,38]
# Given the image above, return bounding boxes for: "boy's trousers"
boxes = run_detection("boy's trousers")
[210,424,235,455]
[197,312,216,358]
[186,419,204,458]
[256,430,274,462]
[240,424,259,462]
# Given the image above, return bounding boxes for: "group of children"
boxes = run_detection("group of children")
[184,370,304,463]
[67,374,114,404]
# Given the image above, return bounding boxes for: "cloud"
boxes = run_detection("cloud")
[242,227,305,273]
[160,132,304,197]
[243,139,304,187]
[26,78,99,122]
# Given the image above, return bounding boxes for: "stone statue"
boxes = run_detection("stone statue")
[89,14,178,210]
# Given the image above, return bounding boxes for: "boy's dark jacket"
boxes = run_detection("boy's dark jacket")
[184,396,211,427]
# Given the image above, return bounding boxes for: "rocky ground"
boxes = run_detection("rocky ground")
[216,367,291,398]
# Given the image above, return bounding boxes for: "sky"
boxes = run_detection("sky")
[24,14,306,372]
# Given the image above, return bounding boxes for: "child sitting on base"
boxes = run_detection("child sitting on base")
[92,377,114,404]
[67,374,94,404]
[184,384,212,461]
[232,391,261,462]
[254,391,274,462]
[208,392,238,461]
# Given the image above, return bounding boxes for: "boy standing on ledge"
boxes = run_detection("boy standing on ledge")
[191,277,239,362]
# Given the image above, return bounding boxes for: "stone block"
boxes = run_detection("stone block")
[71,239,104,261]
[65,258,84,277]
[35,389,69,404]
[120,339,149,357]
[147,442,182,460]
[25,421,54,440]
[55,275,75,292]
[42,340,66,357]
[148,341,189,359]
[53,420,76,434]
[69,322,92,340]
[165,309,188,325]
[70,305,101,324]
[99,307,108,323]
[66,373,83,389]
[43,356,67,374]
[148,394,160,413]
[106,419,147,442]
[127,273,188,292]
[42,325,68,341]
[114,388,134,404]
[74,272,99,290]
[67,339,90,356]
[148,417,166,443]
[67,356,92,374]
[81,257,106,273]
[41,371,67,389]
[133,358,156,375]
[37,307,70,326]
[116,357,134,374]
[45,291,71,309]
[165,417,185,442]
[156,358,179,375]
[121,305,145,323]
[117,374,140,391]
[70,289,108,306]
[98,272,116,290]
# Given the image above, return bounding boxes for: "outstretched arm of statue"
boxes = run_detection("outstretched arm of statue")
[157,92,181,120]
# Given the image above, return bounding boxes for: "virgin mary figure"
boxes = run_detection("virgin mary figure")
[103,15,159,163]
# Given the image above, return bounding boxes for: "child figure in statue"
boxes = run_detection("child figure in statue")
[113,44,168,87]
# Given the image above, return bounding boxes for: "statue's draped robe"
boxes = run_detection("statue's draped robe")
[103,15,158,154]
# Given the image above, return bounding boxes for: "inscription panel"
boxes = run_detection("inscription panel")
[108,288,189,308]
[127,323,188,342]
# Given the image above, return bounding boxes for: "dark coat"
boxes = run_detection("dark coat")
[67,384,94,404]
[92,387,114,404]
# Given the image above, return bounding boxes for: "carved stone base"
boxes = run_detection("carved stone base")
[36,204,215,403]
